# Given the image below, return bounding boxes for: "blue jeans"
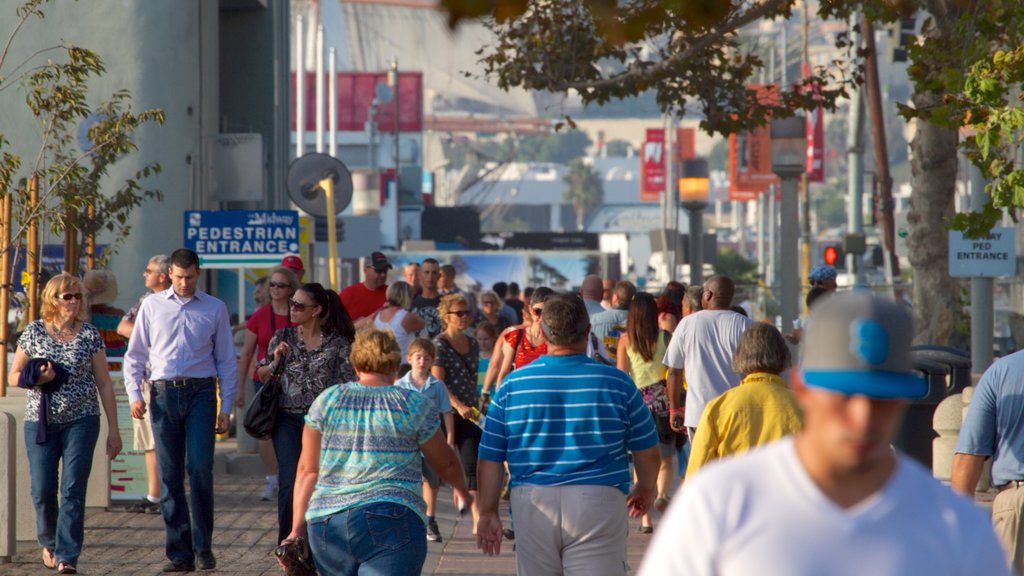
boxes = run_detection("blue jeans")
[308,502,426,576]
[150,379,217,563]
[272,411,305,543]
[24,414,100,566]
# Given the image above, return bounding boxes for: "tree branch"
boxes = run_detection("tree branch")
[0,0,41,74]
[563,0,794,92]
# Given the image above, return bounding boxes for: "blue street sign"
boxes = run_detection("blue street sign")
[184,210,300,269]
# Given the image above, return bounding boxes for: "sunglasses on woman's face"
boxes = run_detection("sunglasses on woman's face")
[531,307,544,316]
[60,293,83,301]
[289,299,314,311]
[268,281,289,289]
[449,310,470,317]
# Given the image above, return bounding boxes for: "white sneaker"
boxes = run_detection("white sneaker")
[261,478,278,501]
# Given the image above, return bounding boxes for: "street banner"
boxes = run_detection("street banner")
[676,127,696,163]
[640,128,666,202]
[728,84,781,201]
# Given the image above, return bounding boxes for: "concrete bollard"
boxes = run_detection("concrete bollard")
[0,411,15,563]
[932,393,962,483]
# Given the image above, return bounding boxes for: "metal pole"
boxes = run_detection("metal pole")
[969,160,993,373]
[767,184,777,289]
[846,10,866,285]
[315,24,325,154]
[800,1,812,295]
[666,120,677,279]
[780,175,800,337]
[321,177,339,291]
[757,192,766,278]
[328,47,337,159]
[85,203,96,270]
[64,203,78,274]
[295,14,305,159]
[390,59,400,247]
[687,204,706,287]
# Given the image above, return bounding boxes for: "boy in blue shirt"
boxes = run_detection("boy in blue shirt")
[395,338,455,542]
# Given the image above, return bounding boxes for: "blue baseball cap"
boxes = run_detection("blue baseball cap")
[808,264,838,282]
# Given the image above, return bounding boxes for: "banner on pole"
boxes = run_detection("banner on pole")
[728,85,781,201]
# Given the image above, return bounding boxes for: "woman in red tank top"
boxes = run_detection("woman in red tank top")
[494,287,555,385]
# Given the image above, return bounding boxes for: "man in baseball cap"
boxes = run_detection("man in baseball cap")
[339,251,391,321]
[639,292,1008,575]
[807,263,838,291]
[280,254,305,281]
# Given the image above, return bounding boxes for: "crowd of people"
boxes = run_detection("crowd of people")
[7,250,1019,575]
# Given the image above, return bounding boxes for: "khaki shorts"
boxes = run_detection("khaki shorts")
[131,381,156,452]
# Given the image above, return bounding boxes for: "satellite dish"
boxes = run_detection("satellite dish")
[375,82,393,103]
[286,153,353,217]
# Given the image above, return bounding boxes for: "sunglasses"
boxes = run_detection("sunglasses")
[449,310,470,317]
[60,293,83,301]
[269,281,290,289]
[289,299,315,311]
[531,307,544,316]
[482,300,498,306]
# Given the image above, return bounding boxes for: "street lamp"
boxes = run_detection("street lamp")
[678,158,710,287]
[770,115,807,338]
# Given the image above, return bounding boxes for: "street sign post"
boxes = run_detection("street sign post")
[948,227,1016,277]
[184,210,301,269]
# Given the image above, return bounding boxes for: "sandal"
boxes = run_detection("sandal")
[654,496,671,513]
[58,562,77,574]
[42,548,56,569]
[639,524,654,534]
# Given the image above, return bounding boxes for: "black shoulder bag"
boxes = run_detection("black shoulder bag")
[243,355,285,440]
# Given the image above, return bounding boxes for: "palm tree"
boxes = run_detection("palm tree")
[562,159,604,231]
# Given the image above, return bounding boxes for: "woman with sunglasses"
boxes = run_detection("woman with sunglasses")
[432,293,481,527]
[493,286,555,387]
[475,290,511,333]
[8,273,122,574]
[258,282,357,544]
[237,266,299,500]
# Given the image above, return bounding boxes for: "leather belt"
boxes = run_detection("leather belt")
[152,377,214,388]
[998,480,1024,493]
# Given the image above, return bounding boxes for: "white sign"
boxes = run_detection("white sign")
[948,227,1016,277]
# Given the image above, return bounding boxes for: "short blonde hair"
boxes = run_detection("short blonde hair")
[386,281,414,310]
[269,266,299,293]
[41,273,88,324]
[437,293,468,331]
[350,328,402,375]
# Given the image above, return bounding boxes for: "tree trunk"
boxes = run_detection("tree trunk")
[906,90,960,345]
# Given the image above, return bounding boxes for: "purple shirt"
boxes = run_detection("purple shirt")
[123,287,238,413]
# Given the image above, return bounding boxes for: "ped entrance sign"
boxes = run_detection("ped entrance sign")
[184,210,300,269]
[948,227,1016,277]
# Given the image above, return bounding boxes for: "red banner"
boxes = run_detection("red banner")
[676,127,696,162]
[640,128,666,202]
[290,71,424,132]
[728,85,781,201]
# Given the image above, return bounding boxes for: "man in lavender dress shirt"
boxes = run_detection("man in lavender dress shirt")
[123,248,238,573]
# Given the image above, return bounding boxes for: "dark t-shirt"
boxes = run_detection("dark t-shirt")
[506,299,525,324]
[412,294,442,339]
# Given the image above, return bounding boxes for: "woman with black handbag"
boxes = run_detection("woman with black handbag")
[257,282,357,543]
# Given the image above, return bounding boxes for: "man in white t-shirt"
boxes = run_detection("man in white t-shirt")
[639,293,1010,576]
[663,275,751,436]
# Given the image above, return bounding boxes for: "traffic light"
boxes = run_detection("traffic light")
[823,244,845,269]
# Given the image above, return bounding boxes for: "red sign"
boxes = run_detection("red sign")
[675,127,696,162]
[290,71,424,132]
[728,85,781,201]
[640,128,666,202]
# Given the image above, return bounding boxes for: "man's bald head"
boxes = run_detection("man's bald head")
[580,275,603,301]
[702,275,735,310]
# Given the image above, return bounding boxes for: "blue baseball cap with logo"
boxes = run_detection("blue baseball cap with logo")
[800,292,926,399]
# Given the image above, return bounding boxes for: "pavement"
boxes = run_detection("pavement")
[1,441,659,575]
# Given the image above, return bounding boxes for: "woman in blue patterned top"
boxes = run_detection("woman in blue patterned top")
[8,273,122,574]
[284,329,472,575]
[257,282,357,544]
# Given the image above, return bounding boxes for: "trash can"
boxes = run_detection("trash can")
[893,357,949,468]
[910,345,972,395]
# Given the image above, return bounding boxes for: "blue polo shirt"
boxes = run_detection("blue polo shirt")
[394,372,452,416]
[479,353,658,494]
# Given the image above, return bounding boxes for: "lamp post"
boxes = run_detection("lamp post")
[771,116,807,337]
[678,158,710,287]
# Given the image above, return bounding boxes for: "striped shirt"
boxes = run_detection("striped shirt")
[479,353,658,494]
[304,383,439,523]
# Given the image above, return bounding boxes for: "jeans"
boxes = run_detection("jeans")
[150,379,217,563]
[272,411,305,543]
[308,502,426,576]
[24,414,100,566]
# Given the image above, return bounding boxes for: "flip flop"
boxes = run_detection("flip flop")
[42,548,56,569]
[58,562,77,574]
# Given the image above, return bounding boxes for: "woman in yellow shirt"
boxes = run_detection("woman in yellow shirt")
[686,322,803,478]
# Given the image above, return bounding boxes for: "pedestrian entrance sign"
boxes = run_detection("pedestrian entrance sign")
[948,227,1016,277]
[184,210,300,269]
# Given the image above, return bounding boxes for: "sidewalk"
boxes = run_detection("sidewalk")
[3,450,658,574]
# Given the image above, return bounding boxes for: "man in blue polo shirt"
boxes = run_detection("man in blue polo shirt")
[476,294,661,575]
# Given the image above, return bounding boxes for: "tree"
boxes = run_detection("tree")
[0,1,164,310]
[604,138,633,157]
[563,159,604,230]
[439,0,1024,345]
[713,248,759,285]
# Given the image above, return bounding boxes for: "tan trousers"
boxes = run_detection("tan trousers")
[992,483,1024,574]
[510,484,628,576]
